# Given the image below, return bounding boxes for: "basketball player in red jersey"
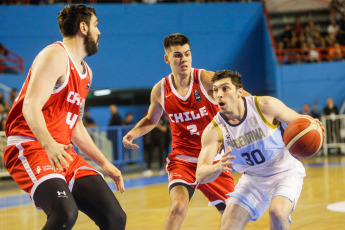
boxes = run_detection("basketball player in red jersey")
[123,33,250,229]
[4,5,126,230]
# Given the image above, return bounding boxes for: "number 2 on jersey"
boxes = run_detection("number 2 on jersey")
[187,124,200,136]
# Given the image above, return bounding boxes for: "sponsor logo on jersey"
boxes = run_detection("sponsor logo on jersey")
[36,166,41,175]
[168,106,208,123]
[43,165,53,171]
[226,127,266,149]
[194,89,202,102]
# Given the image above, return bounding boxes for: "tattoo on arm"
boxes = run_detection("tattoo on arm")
[78,106,85,122]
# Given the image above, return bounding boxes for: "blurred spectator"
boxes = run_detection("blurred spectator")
[161,113,171,160]
[328,42,343,61]
[108,104,122,126]
[301,103,319,118]
[291,17,305,37]
[312,100,320,119]
[338,15,345,45]
[5,88,18,110]
[312,32,326,48]
[108,104,123,161]
[82,107,97,128]
[308,43,320,63]
[142,115,168,177]
[325,33,338,47]
[280,24,293,48]
[305,21,320,41]
[0,104,7,131]
[124,112,134,125]
[323,97,341,153]
[328,18,340,37]
[0,91,7,107]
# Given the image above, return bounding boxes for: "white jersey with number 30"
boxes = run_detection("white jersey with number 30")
[212,96,305,176]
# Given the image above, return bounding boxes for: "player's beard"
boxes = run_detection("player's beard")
[84,31,99,57]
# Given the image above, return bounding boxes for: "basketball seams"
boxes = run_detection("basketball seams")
[284,117,324,158]
[286,125,313,150]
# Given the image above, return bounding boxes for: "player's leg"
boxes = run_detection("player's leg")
[163,183,194,230]
[72,174,126,230]
[33,178,79,230]
[269,196,294,230]
[269,169,304,230]
[220,202,251,230]
[198,169,234,214]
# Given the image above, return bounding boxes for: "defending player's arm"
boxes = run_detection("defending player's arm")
[196,122,235,184]
[200,70,251,97]
[71,103,125,193]
[22,46,73,172]
[122,81,164,149]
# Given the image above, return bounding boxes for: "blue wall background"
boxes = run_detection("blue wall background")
[0,2,344,124]
[0,3,266,92]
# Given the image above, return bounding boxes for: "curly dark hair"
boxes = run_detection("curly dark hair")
[58,5,96,37]
[212,70,243,89]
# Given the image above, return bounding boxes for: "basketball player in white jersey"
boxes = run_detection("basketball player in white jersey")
[4,5,126,230]
[196,70,323,229]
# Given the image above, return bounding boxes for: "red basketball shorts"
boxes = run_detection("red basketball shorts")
[166,153,234,207]
[4,137,101,207]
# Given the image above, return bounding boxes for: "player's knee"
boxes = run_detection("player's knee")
[98,208,127,230]
[48,205,78,229]
[170,200,188,217]
[269,206,286,224]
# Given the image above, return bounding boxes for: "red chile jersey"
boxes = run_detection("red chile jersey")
[5,42,91,145]
[161,68,219,158]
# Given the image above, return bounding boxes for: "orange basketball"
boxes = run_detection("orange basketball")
[283,117,324,158]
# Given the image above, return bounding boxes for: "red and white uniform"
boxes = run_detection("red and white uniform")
[162,68,234,207]
[4,42,100,207]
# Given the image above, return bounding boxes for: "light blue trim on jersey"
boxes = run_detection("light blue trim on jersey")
[227,192,260,221]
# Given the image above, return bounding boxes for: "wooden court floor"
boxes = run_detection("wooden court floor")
[0,155,345,230]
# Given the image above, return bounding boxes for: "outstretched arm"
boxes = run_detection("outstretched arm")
[122,81,163,149]
[72,105,125,193]
[196,122,235,184]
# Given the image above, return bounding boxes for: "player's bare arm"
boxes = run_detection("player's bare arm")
[72,102,125,193]
[196,123,235,184]
[22,46,73,172]
[200,69,251,99]
[257,96,302,125]
[122,80,164,149]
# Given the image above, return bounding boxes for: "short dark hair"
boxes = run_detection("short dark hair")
[163,33,190,51]
[58,5,96,37]
[212,70,243,89]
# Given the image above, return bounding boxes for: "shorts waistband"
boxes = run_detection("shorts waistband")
[7,135,36,146]
[173,155,199,163]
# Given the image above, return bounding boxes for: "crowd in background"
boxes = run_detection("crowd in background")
[276,0,345,64]
[0,88,17,132]
[1,0,257,5]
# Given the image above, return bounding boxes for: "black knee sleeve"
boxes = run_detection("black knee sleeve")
[169,182,196,201]
[72,175,126,230]
[33,178,78,230]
